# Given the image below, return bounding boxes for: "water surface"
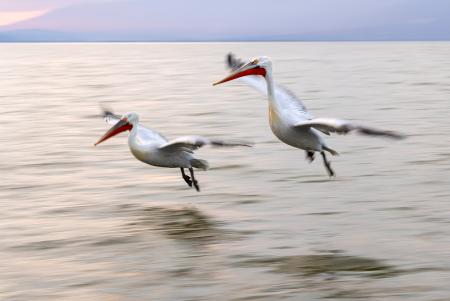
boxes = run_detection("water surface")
[1,42,450,300]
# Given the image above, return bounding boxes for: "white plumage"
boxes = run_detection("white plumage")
[95,110,250,191]
[215,54,404,176]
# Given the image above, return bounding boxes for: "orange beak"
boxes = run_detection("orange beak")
[213,64,266,86]
[94,118,132,146]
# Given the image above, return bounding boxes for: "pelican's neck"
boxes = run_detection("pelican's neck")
[264,68,283,128]
[128,122,139,142]
[127,121,150,163]
[264,69,279,114]
[265,71,275,103]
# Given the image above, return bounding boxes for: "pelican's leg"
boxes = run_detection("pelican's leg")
[180,168,192,187]
[320,151,335,177]
[189,168,200,192]
[306,151,315,163]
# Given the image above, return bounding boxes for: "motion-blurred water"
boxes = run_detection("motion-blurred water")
[1,42,450,301]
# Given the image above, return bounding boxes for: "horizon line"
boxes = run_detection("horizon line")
[1,39,450,43]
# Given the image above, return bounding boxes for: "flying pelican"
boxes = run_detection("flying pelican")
[214,54,404,176]
[94,110,250,191]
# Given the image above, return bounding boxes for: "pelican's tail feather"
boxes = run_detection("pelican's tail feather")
[190,159,209,170]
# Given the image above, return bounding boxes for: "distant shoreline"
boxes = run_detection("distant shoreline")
[1,40,450,44]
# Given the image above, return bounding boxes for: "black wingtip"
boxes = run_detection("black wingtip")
[210,139,254,148]
[99,104,121,120]
[225,52,245,71]
[389,132,407,140]
[226,53,233,68]
[100,104,112,117]
[357,128,406,140]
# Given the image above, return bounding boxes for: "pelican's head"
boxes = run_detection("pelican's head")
[94,112,139,146]
[213,56,272,86]
[125,112,139,125]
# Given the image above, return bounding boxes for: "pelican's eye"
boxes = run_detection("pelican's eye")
[122,117,128,122]
[252,59,259,65]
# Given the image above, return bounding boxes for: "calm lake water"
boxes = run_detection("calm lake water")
[1,42,449,301]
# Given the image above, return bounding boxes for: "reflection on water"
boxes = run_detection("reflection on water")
[1,42,450,300]
[241,253,399,278]
[124,204,230,243]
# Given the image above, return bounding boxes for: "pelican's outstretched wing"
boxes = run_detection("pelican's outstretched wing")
[159,135,251,153]
[102,109,122,125]
[293,118,405,139]
[226,53,312,120]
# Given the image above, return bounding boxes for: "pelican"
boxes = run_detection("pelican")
[214,54,404,176]
[94,110,250,191]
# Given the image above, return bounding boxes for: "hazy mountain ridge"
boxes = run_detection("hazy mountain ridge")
[1,0,449,41]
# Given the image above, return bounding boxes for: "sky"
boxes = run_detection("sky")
[1,0,450,41]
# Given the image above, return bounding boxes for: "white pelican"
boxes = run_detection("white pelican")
[214,54,404,176]
[94,110,250,191]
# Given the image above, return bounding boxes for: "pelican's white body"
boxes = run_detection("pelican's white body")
[218,54,402,176]
[97,112,249,191]
[105,113,207,169]
[236,59,327,152]
[128,127,187,168]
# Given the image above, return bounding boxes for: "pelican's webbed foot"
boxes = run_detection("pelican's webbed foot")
[180,168,193,187]
[321,151,335,177]
[306,151,315,163]
[189,168,200,192]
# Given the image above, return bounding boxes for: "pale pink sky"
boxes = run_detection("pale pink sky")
[0,9,48,26]
[0,0,88,25]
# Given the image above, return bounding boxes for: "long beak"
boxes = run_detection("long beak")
[213,63,266,86]
[94,119,132,146]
